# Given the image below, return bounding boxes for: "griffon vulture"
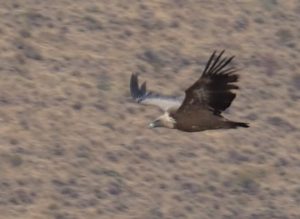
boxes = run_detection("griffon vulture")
[130,51,249,132]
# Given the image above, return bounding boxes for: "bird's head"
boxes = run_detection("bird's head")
[148,113,176,129]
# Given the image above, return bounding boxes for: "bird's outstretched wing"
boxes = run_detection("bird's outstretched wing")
[130,73,183,112]
[177,51,239,115]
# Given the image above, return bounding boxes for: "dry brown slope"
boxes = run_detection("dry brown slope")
[0,0,299,219]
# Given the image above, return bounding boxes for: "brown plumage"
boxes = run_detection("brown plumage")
[130,50,249,132]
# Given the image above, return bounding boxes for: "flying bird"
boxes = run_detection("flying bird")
[130,51,249,132]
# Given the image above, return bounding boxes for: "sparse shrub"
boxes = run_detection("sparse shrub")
[24,12,51,27]
[82,16,103,31]
[14,39,43,60]
[276,29,294,46]
[234,16,249,31]
[233,172,260,195]
[72,102,83,111]
[9,155,23,167]
[107,181,122,196]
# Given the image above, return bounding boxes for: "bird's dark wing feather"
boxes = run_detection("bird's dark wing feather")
[177,50,239,114]
[130,73,183,111]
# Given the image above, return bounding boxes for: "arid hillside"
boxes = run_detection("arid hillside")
[0,0,299,219]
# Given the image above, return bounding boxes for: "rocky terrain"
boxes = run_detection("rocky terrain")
[0,0,299,218]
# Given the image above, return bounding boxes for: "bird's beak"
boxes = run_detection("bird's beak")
[148,120,159,128]
[148,122,155,128]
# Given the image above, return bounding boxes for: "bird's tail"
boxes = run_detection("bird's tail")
[227,121,249,129]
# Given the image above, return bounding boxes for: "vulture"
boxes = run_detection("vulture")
[130,51,249,132]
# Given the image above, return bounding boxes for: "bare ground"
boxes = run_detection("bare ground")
[0,0,299,218]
